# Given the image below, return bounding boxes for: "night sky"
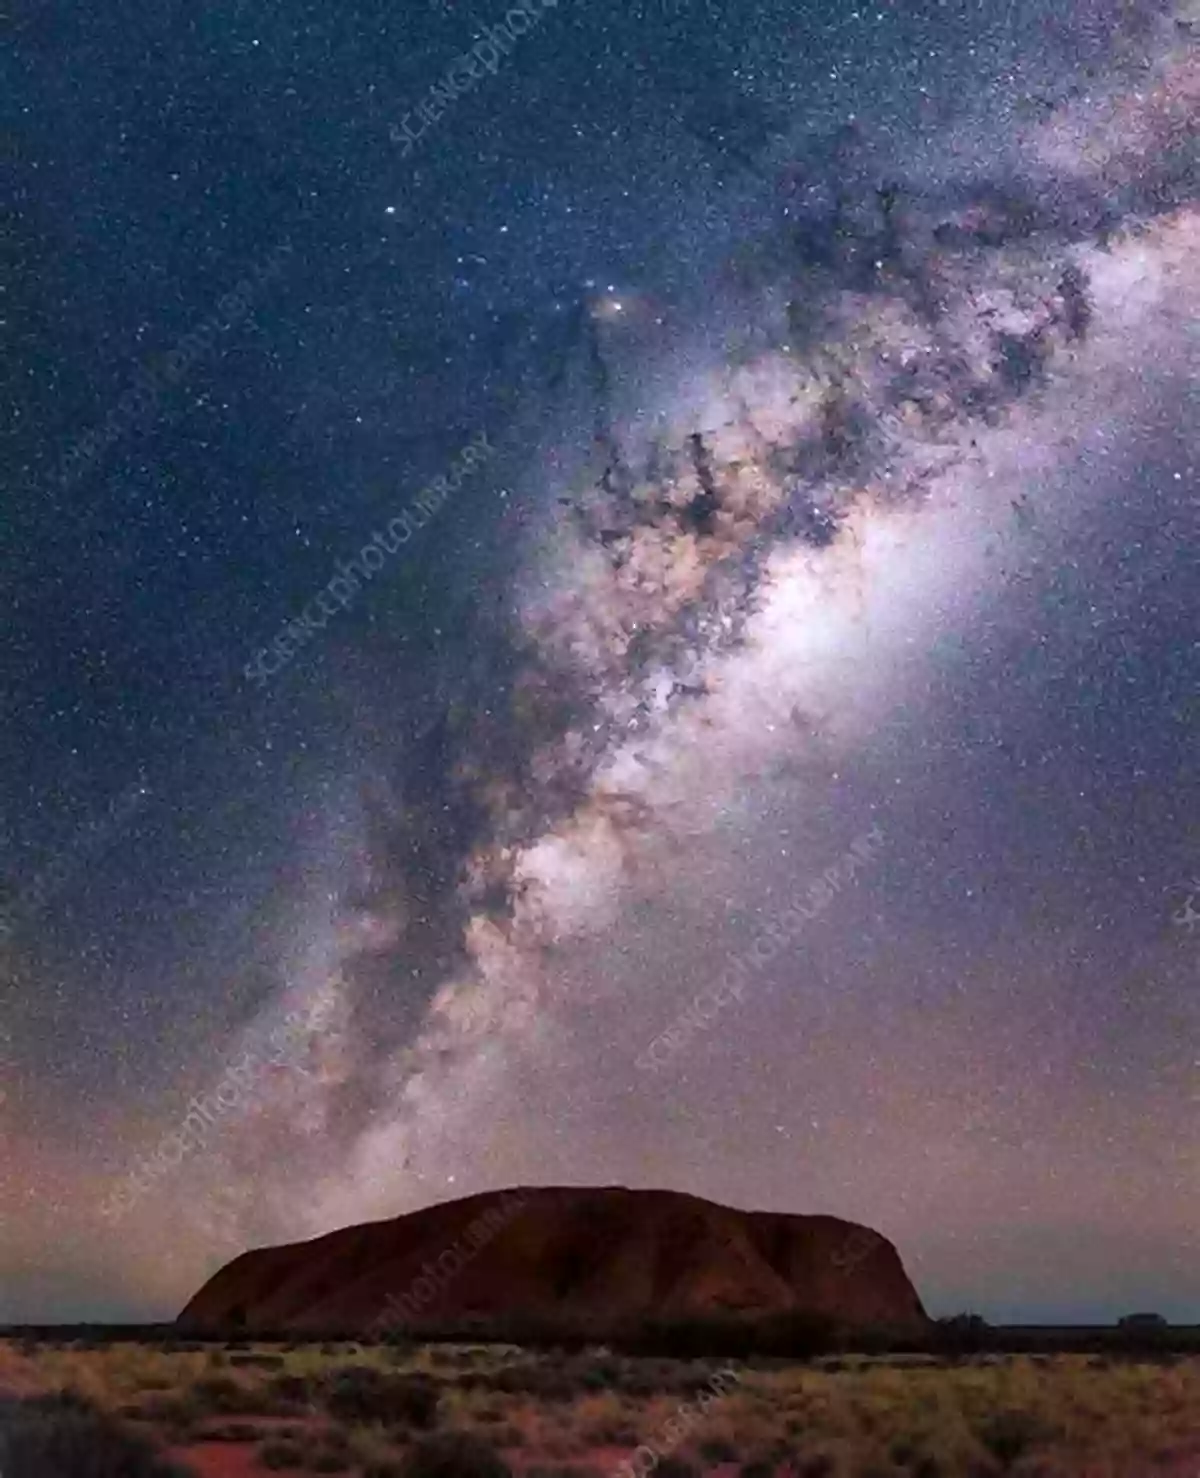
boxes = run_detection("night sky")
[3,0,1198,1326]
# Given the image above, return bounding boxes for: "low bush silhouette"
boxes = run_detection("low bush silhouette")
[0,1389,195,1477]
[228,1351,285,1369]
[975,1408,1063,1466]
[264,1370,314,1408]
[322,1365,439,1426]
[1113,1312,1171,1354]
[932,1312,994,1355]
[654,1461,699,1478]
[186,1372,265,1416]
[259,1435,306,1470]
[400,1430,513,1478]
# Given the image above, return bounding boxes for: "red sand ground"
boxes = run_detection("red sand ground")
[166,1451,781,1478]
[170,1443,273,1478]
[163,1438,1200,1478]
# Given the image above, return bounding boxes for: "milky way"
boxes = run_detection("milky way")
[4,0,1198,1323]
[244,18,1199,1295]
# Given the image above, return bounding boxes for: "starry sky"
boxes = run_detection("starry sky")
[3,0,1198,1326]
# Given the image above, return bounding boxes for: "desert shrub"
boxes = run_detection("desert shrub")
[267,1371,315,1408]
[230,1351,286,1369]
[188,1372,264,1415]
[260,1436,306,1469]
[135,1375,177,1393]
[974,1408,1061,1466]
[604,1363,665,1398]
[671,1365,734,1398]
[697,1437,740,1462]
[577,1401,638,1446]
[311,1449,352,1473]
[401,1430,513,1478]
[525,1366,581,1400]
[655,1459,699,1478]
[323,1364,384,1420]
[323,1365,440,1426]
[527,1467,609,1478]
[479,1422,524,1448]
[934,1314,993,1356]
[0,1390,195,1476]
[739,1461,775,1478]
[199,1419,264,1442]
[122,1390,203,1427]
[574,1357,620,1392]
[1112,1321,1171,1356]
[474,1364,578,1401]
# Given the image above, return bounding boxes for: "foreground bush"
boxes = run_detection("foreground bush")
[323,1364,440,1426]
[401,1430,513,1478]
[0,1389,195,1476]
[258,1435,306,1470]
